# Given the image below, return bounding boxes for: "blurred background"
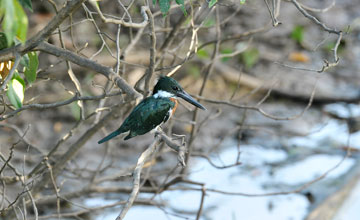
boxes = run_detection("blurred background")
[1,0,360,219]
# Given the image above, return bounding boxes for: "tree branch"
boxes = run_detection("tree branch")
[36,42,142,100]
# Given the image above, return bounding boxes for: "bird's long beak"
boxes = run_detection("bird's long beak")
[177,90,206,110]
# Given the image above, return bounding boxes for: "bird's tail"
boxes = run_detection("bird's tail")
[98,130,122,144]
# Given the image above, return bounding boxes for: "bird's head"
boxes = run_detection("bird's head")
[153,76,206,110]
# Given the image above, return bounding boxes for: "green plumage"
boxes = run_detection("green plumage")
[98,76,206,144]
[98,96,174,143]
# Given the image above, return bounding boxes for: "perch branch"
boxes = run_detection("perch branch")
[116,136,160,220]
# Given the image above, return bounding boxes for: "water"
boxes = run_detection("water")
[89,103,360,220]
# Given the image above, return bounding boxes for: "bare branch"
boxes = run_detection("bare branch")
[90,3,149,28]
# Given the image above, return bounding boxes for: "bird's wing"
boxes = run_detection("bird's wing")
[120,97,175,135]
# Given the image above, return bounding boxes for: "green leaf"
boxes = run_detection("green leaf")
[153,0,157,6]
[159,0,171,15]
[220,48,233,62]
[240,0,246,4]
[13,0,28,43]
[20,53,30,68]
[70,102,81,120]
[197,49,209,59]
[208,0,217,8]
[18,0,32,11]
[0,32,8,50]
[24,52,38,84]
[291,25,304,44]
[1,0,28,46]
[240,48,259,70]
[1,0,16,46]
[6,75,25,109]
[203,17,215,27]
[175,0,187,16]
[187,65,200,78]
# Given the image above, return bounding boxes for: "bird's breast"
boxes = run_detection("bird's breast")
[169,98,178,115]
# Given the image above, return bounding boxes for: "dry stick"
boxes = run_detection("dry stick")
[263,0,280,26]
[291,0,339,34]
[82,4,115,59]
[22,179,38,220]
[143,8,156,96]
[116,136,161,220]
[91,2,149,28]
[297,0,335,13]
[195,186,206,220]
[43,159,61,219]
[94,22,122,124]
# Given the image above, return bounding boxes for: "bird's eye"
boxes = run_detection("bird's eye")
[172,86,179,91]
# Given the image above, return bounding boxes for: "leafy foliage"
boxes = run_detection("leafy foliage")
[208,0,217,8]
[23,51,39,84]
[18,0,32,11]
[291,25,304,44]
[0,0,28,46]
[0,0,37,109]
[220,48,233,62]
[153,0,186,16]
[6,74,25,109]
[0,32,7,49]
[240,48,259,70]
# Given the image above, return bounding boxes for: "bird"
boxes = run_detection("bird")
[98,76,206,144]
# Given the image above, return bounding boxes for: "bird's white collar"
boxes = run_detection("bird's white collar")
[153,90,175,98]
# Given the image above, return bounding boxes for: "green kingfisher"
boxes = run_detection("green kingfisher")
[98,76,206,143]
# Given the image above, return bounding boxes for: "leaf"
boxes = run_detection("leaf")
[1,0,16,46]
[20,53,30,68]
[18,0,32,11]
[240,48,259,70]
[203,17,215,27]
[70,102,81,120]
[240,0,246,4]
[187,65,200,78]
[197,49,209,59]
[291,25,304,44]
[208,0,217,8]
[1,0,28,46]
[6,75,25,109]
[159,0,171,15]
[13,0,28,43]
[220,48,233,62]
[175,0,187,16]
[0,32,8,50]
[24,52,38,84]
